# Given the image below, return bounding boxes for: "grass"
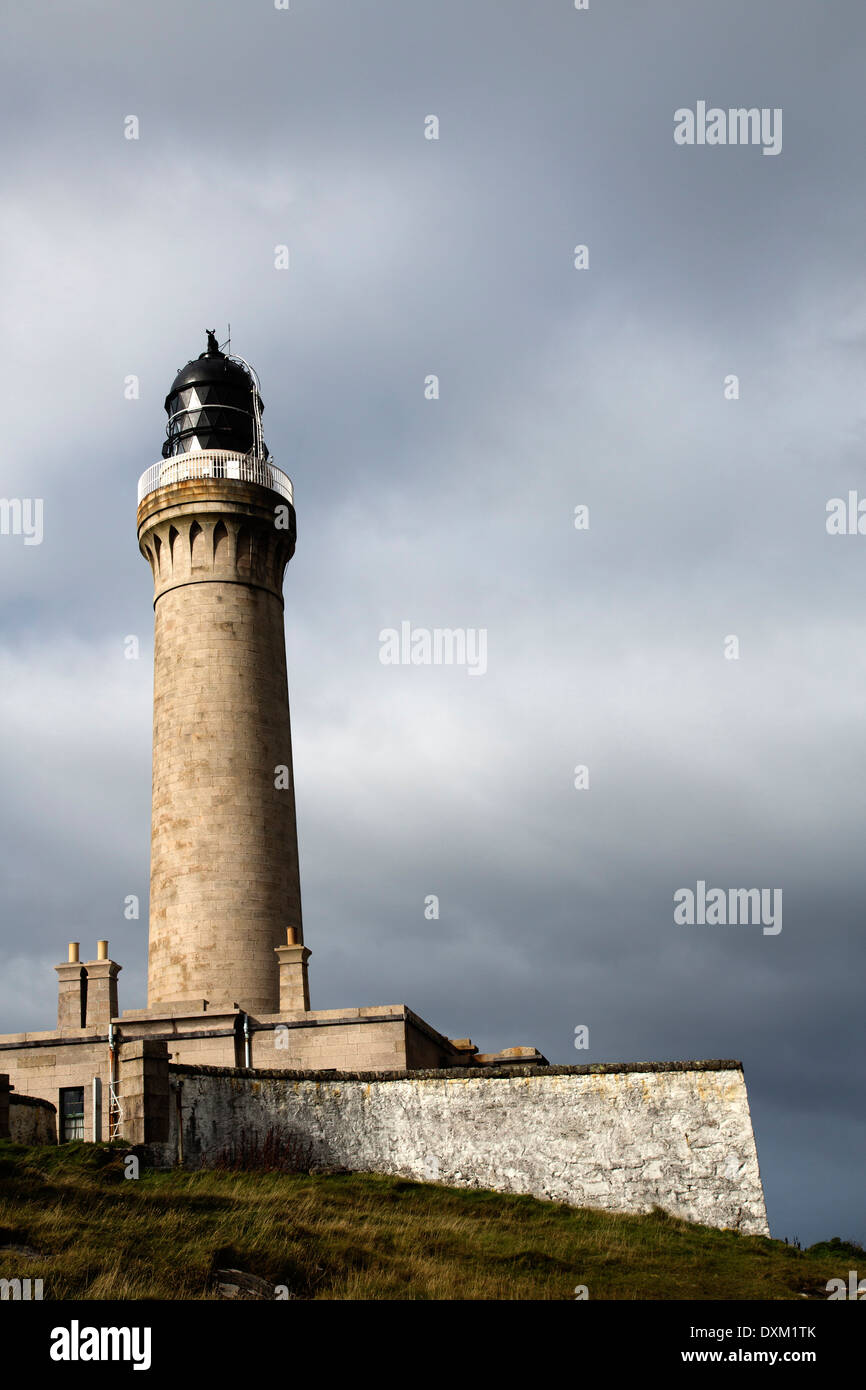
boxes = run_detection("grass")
[0,1140,858,1301]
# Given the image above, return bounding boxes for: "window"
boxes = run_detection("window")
[59,1087,84,1142]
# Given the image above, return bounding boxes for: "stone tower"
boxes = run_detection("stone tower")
[136,333,304,1017]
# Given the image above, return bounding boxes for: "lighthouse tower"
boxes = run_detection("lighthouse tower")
[0,331,546,1113]
[136,332,305,1018]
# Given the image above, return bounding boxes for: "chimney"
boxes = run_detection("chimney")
[83,941,121,1026]
[55,942,86,1031]
[274,928,311,1013]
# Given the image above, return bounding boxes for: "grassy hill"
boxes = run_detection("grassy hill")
[0,1141,858,1301]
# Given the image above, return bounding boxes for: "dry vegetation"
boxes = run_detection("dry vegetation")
[0,1141,858,1301]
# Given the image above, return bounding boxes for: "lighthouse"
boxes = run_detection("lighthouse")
[0,331,765,1218]
[0,331,550,1140]
[136,332,305,1017]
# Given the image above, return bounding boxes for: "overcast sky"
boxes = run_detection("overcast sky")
[1,0,864,1248]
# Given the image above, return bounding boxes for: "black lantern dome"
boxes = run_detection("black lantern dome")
[162,330,268,460]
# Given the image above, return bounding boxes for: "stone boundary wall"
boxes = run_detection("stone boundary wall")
[170,1058,744,1080]
[0,1076,56,1145]
[10,1094,56,1146]
[150,1060,768,1234]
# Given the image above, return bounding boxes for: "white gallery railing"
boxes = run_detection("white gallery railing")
[137,450,294,505]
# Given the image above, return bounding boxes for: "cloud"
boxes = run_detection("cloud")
[1,0,864,1246]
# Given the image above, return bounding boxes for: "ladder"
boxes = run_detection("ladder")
[108,1080,123,1141]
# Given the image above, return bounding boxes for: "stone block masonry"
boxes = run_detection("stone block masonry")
[0,1074,56,1144]
[138,476,302,1018]
[119,1039,171,1145]
[147,1058,768,1234]
[9,1093,56,1145]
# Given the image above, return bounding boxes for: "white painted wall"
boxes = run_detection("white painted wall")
[158,1064,768,1234]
